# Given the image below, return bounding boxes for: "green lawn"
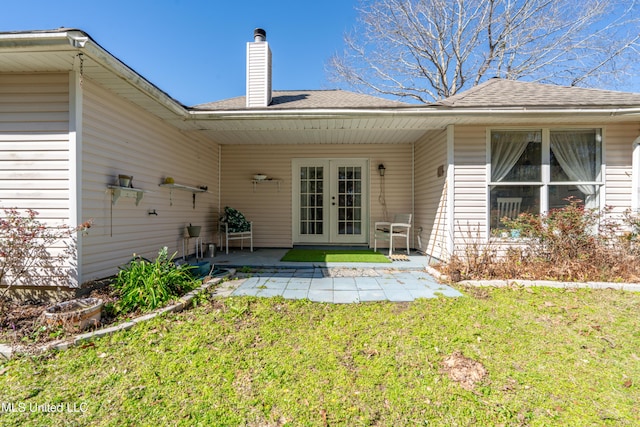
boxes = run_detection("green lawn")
[1,285,639,426]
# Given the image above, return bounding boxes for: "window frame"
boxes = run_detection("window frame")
[486,127,605,231]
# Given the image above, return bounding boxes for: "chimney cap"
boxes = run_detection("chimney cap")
[253,28,266,42]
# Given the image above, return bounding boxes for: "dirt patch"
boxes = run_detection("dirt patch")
[440,351,488,390]
[460,285,492,300]
[0,281,119,352]
[1,273,227,354]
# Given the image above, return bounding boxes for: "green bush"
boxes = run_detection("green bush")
[113,247,198,314]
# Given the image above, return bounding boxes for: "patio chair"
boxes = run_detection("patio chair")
[374,213,412,256]
[497,197,522,224]
[219,207,253,254]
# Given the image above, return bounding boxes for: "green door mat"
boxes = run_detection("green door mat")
[281,249,391,263]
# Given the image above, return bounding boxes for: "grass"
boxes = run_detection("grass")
[281,249,391,263]
[1,286,639,426]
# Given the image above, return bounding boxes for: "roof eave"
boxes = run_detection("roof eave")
[0,29,190,121]
[187,105,640,121]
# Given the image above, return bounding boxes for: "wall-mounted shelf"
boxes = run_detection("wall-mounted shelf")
[107,185,146,206]
[252,179,282,192]
[159,183,207,193]
[159,183,207,208]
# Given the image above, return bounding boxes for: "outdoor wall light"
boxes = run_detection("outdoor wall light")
[378,164,386,176]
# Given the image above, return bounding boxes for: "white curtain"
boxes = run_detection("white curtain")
[491,132,531,182]
[550,131,598,209]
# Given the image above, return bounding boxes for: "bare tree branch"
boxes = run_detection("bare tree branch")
[328,0,640,103]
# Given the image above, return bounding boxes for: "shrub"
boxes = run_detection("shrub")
[0,208,91,312]
[445,198,640,282]
[503,197,601,266]
[112,247,199,314]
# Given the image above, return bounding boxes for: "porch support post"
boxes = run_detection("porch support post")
[446,124,455,258]
[632,136,640,212]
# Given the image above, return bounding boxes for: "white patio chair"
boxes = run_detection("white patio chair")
[219,207,253,254]
[374,213,412,256]
[497,197,522,223]
[220,222,253,254]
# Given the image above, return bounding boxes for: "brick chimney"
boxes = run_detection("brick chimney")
[246,28,272,108]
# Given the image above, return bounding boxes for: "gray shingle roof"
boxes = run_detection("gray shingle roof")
[190,90,411,110]
[191,80,640,111]
[436,78,640,108]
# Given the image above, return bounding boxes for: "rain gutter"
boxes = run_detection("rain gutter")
[187,106,640,120]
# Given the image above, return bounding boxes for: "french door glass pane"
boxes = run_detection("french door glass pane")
[337,166,362,235]
[300,166,324,235]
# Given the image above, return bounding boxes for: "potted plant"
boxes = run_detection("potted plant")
[187,224,201,238]
[118,174,132,187]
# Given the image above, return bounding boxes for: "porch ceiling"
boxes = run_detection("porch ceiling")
[187,110,640,145]
[189,116,445,144]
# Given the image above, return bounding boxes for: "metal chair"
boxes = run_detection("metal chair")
[374,213,412,256]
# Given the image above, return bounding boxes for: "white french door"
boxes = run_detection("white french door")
[293,159,369,244]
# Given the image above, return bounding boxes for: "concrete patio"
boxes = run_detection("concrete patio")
[201,248,463,303]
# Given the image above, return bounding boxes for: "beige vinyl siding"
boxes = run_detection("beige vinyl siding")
[246,42,272,107]
[452,126,488,250]
[81,79,219,281]
[603,124,637,213]
[221,143,412,248]
[414,129,448,260]
[0,73,70,221]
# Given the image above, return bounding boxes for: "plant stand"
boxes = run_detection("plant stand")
[182,236,203,260]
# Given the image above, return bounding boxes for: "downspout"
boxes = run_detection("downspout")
[68,67,83,287]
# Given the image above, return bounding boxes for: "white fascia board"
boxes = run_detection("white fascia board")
[187,107,640,121]
[79,40,189,119]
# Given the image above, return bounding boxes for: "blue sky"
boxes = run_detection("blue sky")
[3,1,640,106]
[2,0,359,106]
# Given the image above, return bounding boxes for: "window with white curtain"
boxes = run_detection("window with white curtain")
[489,129,602,230]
